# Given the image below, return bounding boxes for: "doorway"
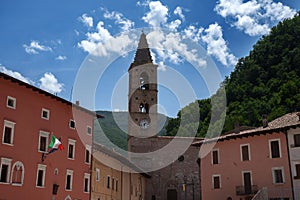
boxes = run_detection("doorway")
[167,189,177,200]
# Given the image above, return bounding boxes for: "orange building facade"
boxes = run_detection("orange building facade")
[0,72,96,199]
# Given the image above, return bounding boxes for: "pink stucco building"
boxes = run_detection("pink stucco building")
[193,114,300,200]
[0,72,96,199]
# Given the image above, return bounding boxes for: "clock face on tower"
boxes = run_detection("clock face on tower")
[139,119,149,129]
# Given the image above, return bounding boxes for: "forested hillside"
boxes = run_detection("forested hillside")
[166,12,300,137]
[94,111,169,151]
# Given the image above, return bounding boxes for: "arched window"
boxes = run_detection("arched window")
[139,103,149,113]
[11,161,24,185]
[139,103,146,113]
[140,72,149,90]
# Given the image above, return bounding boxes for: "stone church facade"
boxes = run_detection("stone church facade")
[127,32,201,200]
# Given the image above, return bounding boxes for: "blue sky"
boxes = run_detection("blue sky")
[0,0,299,117]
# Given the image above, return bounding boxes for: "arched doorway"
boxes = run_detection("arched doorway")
[167,189,177,200]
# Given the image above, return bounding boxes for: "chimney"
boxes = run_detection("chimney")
[297,112,300,121]
[234,121,240,134]
[262,114,268,128]
[75,100,80,106]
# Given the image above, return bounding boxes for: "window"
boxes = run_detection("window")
[85,145,91,164]
[294,164,300,179]
[68,139,76,159]
[36,164,46,187]
[212,149,219,164]
[38,131,49,153]
[2,120,15,145]
[116,179,118,192]
[65,169,73,191]
[11,161,24,185]
[84,173,90,193]
[0,158,12,183]
[294,134,300,147]
[241,144,250,161]
[112,177,115,190]
[107,176,110,189]
[140,72,149,90]
[96,168,100,182]
[69,120,76,129]
[272,167,284,184]
[7,96,16,109]
[87,126,92,135]
[269,139,281,158]
[41,108,50,120]
[212,175,221,189]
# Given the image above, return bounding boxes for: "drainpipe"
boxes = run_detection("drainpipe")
[121,165,123,200]
[285,130,295,200]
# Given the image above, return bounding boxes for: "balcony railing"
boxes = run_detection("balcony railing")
[236,185,259,196]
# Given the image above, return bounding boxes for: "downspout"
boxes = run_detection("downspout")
[90,153,93,200]
[130,170,132,200]
[121,165,123,200]
[285,129,295,200]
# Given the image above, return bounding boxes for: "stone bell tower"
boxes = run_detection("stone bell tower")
[127,31,158,153]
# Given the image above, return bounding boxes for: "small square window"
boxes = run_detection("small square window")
[36,164,46,187]
[2,120,15,145]
[7,96,16,109]
[272,167,284,184]
[65,170,73,191]
[212,149,219,164]
[69,120,76,129]
[0,158,12,183]
[241,144,250,161]
[294,134,300,147]
[294,164,300,179]
[107,176,110,189]
[38,131,49,153]
[41,109,50,120]
[87,126,92,135]
[212,175,221,189]
[96,168,100,182]
[269,139,281,158]
[68,139,76,160]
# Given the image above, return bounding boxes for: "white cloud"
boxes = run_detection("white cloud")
[39,72,63,94]
[215,0,296,36]
[55,55,67,61]
[103,10,134,32]
[167,19,181,31]
[174,6,185,21]
[147,30,207,68]
[78,21,133,57]
[201,23,237,66]
[78,14,93,27]
[0,65,33,84]
[23,41,52,54]
[158,61,167,71]
[1,65,64,94]
[142,1,169,27]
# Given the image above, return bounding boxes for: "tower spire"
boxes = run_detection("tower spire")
[129,31,153,70]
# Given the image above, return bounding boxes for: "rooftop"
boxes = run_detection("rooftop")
[193,112,300,146]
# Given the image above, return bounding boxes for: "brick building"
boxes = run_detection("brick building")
[0,72,96,199]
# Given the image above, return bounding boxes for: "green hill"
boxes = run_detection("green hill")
[166,12,300,137]
[94,111,169,152]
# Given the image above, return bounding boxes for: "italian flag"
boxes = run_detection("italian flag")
[48,135,64,154]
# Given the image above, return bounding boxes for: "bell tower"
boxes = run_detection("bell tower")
[128,31,158,153]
